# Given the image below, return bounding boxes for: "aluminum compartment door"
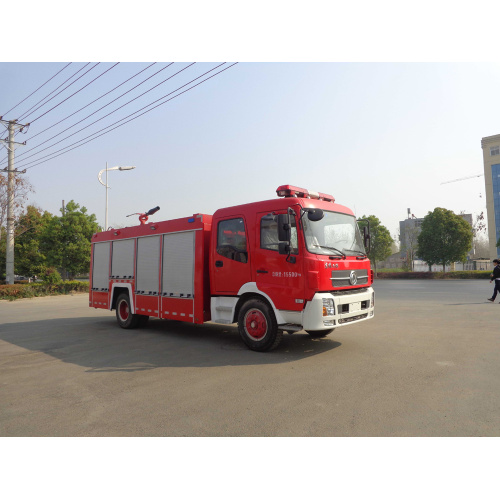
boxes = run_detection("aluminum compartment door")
[92,242,111,290]
[162,231,195,297]
[136,236,161,294]
[112,239,135,278]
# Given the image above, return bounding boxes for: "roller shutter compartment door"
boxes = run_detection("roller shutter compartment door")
[136,236,161,294]
[162,231,195,298]
[112,239,135,278]
[92,242,111,290]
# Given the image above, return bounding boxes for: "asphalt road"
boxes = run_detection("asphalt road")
[1,280,499,436]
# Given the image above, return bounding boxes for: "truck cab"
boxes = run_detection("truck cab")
[209,185,374,351]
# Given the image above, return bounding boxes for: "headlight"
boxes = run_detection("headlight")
[322,298,335,316]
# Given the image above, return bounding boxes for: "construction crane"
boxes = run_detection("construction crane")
[440,173,483,185]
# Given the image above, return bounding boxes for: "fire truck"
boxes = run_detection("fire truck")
[89,185,374,351]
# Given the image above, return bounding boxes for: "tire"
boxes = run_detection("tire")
[237,298,282,352]
[306,329,335,338]
[115,293,140,329]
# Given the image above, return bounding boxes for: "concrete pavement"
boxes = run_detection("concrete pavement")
[1,280,499,436]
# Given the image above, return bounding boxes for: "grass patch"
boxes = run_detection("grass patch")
[376,271,492,280]
[0,281,89,301]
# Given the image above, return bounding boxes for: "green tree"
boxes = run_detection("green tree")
[14,205,54,278]
[42,200,99,280]
[358,215,393,275]
[417,207,473,272]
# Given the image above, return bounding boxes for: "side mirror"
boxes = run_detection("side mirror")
[278,242,290,255]
[357,218,371,254]
[278,242,296,263]
[363,227,371,253]
[307,208,324,222]
[277,213,291,242]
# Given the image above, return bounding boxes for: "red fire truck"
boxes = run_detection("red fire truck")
[89,185,374,351]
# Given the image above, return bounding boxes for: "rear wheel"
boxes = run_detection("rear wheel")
[238,298,282,352]
[116,293,140,329]
[306,329,335,338]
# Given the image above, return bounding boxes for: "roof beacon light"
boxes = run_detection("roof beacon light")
[276,185,335,203]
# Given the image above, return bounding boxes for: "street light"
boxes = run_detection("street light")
[98,162,136,230]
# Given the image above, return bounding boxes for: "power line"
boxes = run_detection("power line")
[23,63,238,171]
[29,62,120,123]
[2,63,72,117]
[17,63,101,122]
[26,62,157,141]
[2,62,103,147]
[15,63,92,122]
[11,62,188,165]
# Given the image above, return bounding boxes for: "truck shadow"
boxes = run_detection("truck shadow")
[0,317,341,371]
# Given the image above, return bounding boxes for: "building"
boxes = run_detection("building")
[481,134,500,260]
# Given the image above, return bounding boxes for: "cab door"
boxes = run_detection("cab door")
[253,210,305,311]
[211,216,252,294]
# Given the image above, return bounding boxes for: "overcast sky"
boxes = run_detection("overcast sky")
[2,60,498,240]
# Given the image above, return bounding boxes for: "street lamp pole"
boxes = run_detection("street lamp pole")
[98,162,136,230]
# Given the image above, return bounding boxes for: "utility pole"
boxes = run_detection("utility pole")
[0,118,29,284]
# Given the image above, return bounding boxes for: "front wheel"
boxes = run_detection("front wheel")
[306,329,335,338]
[116,293,140,329]
[238,299,282,352]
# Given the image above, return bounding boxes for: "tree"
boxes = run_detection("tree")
[14,205,54,277]
[400,221,420,271]
[417,207,473,272]
[390,233,399,254]
[358,215,393,276]
[473,234,490,259]
[42,200,99,280]
[0,173,34,243]
[0,226,5,280]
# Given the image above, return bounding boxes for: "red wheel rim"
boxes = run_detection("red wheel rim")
[119,300,129,321]
[244,309,268,340]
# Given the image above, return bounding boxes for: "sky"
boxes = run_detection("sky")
[2,61,499,242]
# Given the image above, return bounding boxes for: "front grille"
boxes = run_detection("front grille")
[329,288,368,296]
[331,270,368,288]
[338,313,368,324]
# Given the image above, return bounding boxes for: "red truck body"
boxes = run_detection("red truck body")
[89,185,374,351]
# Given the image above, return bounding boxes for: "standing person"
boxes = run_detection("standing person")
[487,259,500,302]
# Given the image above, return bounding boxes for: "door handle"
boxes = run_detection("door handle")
[215,261,223,268]
[257,269,268,274]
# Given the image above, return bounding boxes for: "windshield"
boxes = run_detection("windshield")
[302,210,366,256]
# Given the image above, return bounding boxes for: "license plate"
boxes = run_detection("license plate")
[350,302,361,312]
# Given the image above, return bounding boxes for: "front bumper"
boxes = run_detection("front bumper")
[302,287,374,331]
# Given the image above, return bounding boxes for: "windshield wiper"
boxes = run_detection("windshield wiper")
[312,245,346,258]
[346,249,368,258]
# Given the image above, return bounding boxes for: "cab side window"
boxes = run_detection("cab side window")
[217,218,248,263]
[260,214,298,254]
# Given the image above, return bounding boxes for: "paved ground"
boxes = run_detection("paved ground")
[1,280,499,436]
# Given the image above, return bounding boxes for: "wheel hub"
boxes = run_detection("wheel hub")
[244,309,267,340]
[119,301,129,321]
